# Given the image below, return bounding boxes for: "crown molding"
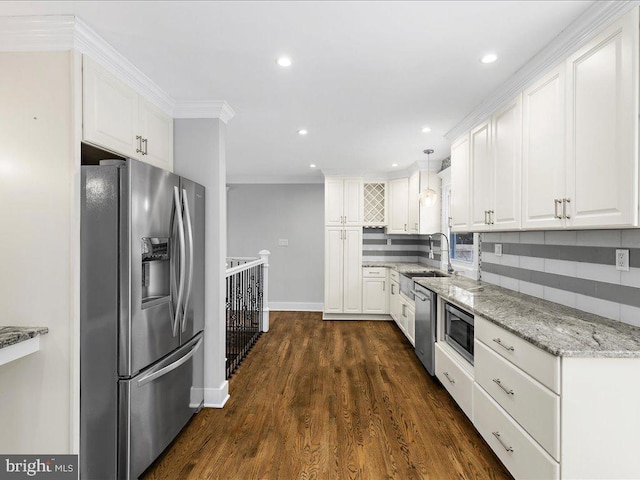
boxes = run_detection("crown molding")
[73,17,175,116]
[445,0,640,141]
[174,101,236,123]
[0,14,237,120]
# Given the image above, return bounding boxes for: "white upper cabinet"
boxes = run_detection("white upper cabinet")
[408,172,420,233]
[565,9,638,228]
[522,65,566,229]
[83,56,174,170]
[388,177,409,234]
[324,177,363,226]
[450,134,471,232]
[139,97,174,172]
[470,120,492,230]
[491,95,522,230]
[83,55,139,159]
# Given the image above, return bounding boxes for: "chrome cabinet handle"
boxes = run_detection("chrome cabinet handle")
[404,223,407,231]
[391,284,395,295]
[181,189,194,333]
[492,431,514,453]
[448,216,453,228]
[402,304,407,317]
[563,198,571,219]
[493,378,515,395]
[443,372,455,384]
[492,338,515,352]
[142,138,148,155]
[382,282,385,291]
[554,199,562,219]
[484,210,489,224]
[489,210,494,225]
[415,222,418,231]
[136,135,143,154]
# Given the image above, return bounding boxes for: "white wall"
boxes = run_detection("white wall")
[0,52,76,452]
[174,118,229,408]
[227,184,324,310]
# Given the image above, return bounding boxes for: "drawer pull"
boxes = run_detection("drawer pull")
[492,431,514,453]
[492,378,515,396]
[492,338,515,352]
[443,372,455,384]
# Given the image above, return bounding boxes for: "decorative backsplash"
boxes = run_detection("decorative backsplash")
[480,230,640,327]
[362,227,441,267]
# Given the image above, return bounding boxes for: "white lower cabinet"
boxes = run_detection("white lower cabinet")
[404,302,415,346]
[362,267,388,314]
[435,343,473,420]
[473,384,560,480]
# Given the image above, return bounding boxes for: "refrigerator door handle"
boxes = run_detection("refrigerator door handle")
[181,188,194,333]
[136,337,203,387]
[172,186,187,337]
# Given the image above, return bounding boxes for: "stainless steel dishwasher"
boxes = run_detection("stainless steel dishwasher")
[412,283,437,375]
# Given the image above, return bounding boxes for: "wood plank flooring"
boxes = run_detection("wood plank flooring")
[142,312,512,480]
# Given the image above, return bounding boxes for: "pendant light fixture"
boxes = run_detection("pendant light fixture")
[420,148,437,207]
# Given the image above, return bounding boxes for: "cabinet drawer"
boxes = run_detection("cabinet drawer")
[473,384,559,480]
[435,343,473,420]
[475,341,559,460]
[389,270,399,282]
[363,267,387,278]
[475,316,560,393]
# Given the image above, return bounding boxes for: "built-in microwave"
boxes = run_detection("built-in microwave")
[444,302,474,365]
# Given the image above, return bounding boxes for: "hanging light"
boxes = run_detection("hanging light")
[420,148,437,207]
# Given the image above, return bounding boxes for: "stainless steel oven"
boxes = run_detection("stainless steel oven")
[444,302,474,365]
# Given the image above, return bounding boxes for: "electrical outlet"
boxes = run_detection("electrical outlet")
[278,239,289,247]
[495,243,503,257]
[616,249,629,271]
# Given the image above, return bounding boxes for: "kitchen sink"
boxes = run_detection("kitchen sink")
[406,271,450,278]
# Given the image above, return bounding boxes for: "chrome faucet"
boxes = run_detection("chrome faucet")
[429,232,454,274]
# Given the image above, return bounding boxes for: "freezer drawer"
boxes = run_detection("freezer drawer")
[119,332,204,480]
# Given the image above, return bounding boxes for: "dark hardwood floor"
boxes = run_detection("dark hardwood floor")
[143,311,512,480]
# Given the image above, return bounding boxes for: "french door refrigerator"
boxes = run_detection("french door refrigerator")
[80,159,205,480]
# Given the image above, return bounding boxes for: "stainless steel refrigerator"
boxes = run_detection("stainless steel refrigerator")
[80,159,205,480]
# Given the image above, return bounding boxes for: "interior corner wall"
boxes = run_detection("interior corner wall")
[174,118,228,407]
[227,184,324,310]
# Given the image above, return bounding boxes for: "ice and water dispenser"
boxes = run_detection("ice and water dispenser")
[141,237,170,307]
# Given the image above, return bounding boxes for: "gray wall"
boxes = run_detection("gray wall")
[481,230,640,328]
[227,184,324,308]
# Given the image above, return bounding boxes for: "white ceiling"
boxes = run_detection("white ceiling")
[1,1,594,182]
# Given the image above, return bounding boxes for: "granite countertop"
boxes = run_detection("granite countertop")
[0,327,49,349]
[414,276,640,358]
[363,262,438,274]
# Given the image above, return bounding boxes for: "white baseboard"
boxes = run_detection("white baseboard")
[203,381,229,408]
[269,302,324,312]
[322,313,393,321]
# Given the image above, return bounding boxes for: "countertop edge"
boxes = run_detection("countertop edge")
[0,327,49,350]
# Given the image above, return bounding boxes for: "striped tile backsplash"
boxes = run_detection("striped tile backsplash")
[480,230,640,327]
[362,227,441,267]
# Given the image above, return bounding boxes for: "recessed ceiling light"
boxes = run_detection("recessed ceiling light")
[480,53,498,64]
[421,126,431,133]
[298,129,308,135]
[276,56,292,67]
[392,163,398,167]
[309,164,316,168]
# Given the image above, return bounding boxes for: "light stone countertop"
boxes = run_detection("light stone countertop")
[363,262,640,358]
[0,326,49,349]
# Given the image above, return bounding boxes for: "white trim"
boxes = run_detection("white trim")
[203,381,229,408]
[73,17,175,116]
[322,313,393,321]
[226,174,325,184]
[445,0,639,141]
[270,302,324,312]
[174,101,236,123]
[0,337,41,367]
